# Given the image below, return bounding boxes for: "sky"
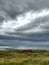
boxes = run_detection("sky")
[0,0,49,50]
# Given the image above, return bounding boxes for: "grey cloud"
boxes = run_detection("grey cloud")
[0,40,49,50]
[0,0,49,20]
[0,0,49,49]
[0,32,49,42]
[0,40,32,46]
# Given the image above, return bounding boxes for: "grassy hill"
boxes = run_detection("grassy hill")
[0,50,49,65]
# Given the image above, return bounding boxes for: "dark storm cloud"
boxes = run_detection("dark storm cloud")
[0,32,49,42]
[0,40,49,50]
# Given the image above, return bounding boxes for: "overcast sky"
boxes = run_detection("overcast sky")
[0,0,49,49]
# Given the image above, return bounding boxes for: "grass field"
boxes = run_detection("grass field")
[0,49,49,65]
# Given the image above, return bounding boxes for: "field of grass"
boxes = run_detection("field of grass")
[0,49,49,65]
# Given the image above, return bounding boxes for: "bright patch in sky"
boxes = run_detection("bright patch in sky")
[0,9,49,36]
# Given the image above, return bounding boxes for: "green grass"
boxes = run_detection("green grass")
[0,50,49,65]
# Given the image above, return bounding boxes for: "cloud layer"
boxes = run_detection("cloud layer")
[0,9,49,41]
[0,0,49,49]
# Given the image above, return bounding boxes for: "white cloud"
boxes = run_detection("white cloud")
[0,9,49,36]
